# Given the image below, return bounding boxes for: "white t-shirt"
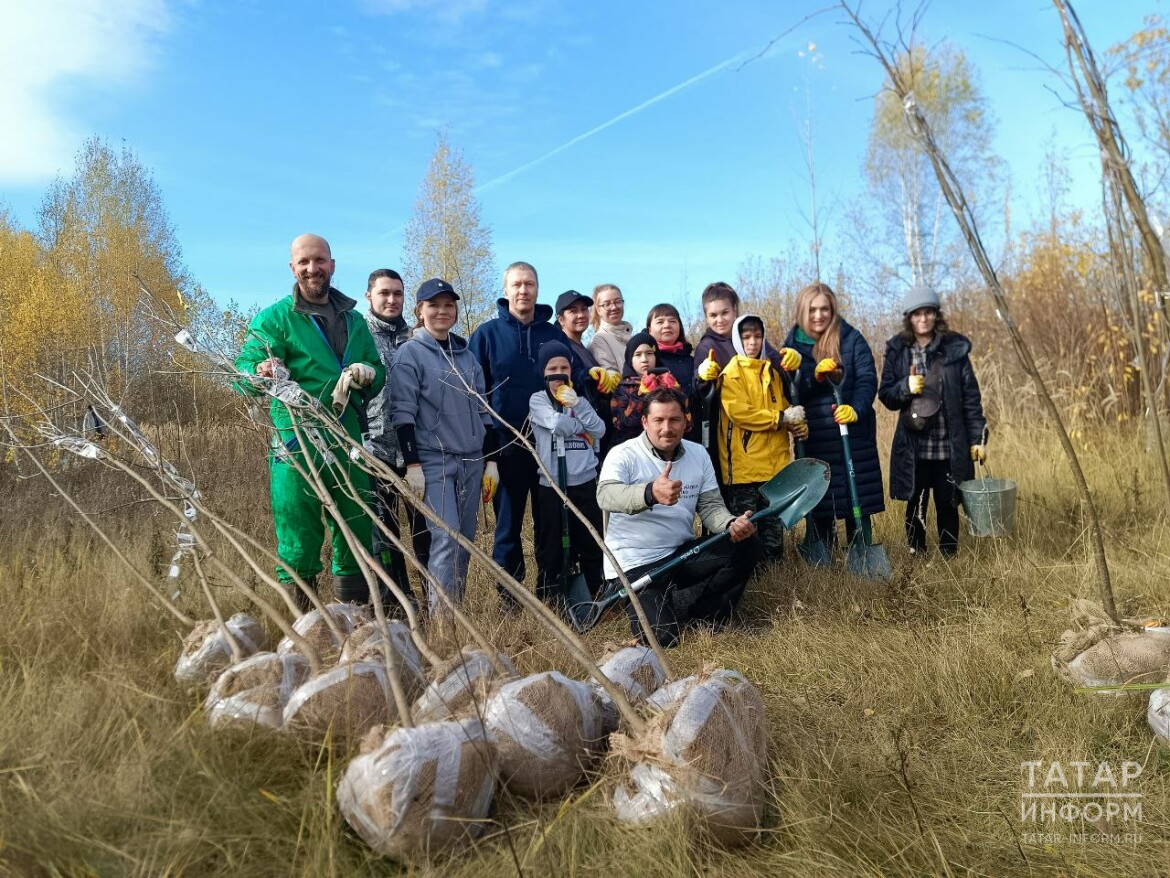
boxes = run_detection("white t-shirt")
[599,437,719,578]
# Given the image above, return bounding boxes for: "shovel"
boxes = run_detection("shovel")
[782,370,831,567]
[548,382,592,616]
[827,376,892,581]
[569,456,831,632]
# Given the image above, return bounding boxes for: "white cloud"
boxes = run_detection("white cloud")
[0,0,169,185]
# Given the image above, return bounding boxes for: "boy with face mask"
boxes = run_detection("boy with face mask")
[715,315,806,564]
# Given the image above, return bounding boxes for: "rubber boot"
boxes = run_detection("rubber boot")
[334,573,371,605]
[290,576,317,612]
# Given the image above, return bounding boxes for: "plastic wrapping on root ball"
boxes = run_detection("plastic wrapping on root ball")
[592,643,666,734]
[340,620,426,700]
[413,648,517,724]
[484,671,606,800]
[204,651,310,731]
[611,669,768,846]
[337,718,497,862]
[175,613,270,686]
[283,661,397,744]
[1149,687,1170,743]
[277,602,371,661]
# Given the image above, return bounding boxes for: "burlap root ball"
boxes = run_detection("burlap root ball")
[277,602,371,662]
[484,671,606,800]
[1051,600,1170,689]
[611,668,768,847]
[337,718,497,862]
[204,651,311,731]
[340,620,427,700]
[413,648,517,724]
[592,642,666,734]
[175,612,270,687]
[283,661,399,744]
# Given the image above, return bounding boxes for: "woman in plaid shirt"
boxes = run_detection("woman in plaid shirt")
[879,286,987,557]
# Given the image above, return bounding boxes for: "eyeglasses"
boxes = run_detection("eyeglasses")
[599,299,624,309]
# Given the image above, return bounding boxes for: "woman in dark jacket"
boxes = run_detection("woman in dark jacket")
[878,285,986,556]
[646,303,701,443]
[783,282,884,550]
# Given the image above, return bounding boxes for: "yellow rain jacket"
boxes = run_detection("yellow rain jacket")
[716,318,793,485]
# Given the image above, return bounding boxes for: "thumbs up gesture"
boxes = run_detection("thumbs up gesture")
[908,364,924,395]
[697,350,722,382]
[651,459,683,506]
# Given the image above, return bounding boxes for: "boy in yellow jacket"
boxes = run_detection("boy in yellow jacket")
[716,315,806,563]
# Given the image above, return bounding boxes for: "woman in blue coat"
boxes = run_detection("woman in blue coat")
[783,282,885,549]
[878,286,986,556]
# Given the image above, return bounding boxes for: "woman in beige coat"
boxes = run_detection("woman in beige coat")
[587,283,632,371]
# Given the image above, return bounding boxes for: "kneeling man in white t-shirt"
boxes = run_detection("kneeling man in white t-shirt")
[597,388,762,647]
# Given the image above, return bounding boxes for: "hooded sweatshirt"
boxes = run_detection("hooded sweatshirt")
[588,320,633,372]
[716,315,793,485]
[389,329,491,456]
[364,311,413,465]
[469,298,561,433]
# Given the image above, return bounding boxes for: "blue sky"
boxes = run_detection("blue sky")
[0,1,1154,323]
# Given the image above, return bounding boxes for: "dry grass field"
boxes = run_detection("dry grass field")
[0,417,1168,877]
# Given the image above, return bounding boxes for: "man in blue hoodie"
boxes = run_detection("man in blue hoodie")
[470,261,562,604]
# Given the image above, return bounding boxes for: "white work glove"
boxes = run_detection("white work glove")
[346,363,376,387]
[482,461,499,503]
[405,465,426,498]
[782,405,806,425]
[553,385,579,408]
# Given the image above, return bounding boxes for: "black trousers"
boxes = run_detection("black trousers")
[491,440,542,599]
[534,480,605,605]
[372,467,430,608]
[621,533,762,648]
[723,483,784,563]
[906,458,959,555]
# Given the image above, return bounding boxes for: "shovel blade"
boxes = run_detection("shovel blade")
[567,573,591,607]
[798,530,832,567]
[758,458,832,528]
[846,539,892,581]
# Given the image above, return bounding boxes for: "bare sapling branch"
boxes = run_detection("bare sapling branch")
[1053,0,1170,316]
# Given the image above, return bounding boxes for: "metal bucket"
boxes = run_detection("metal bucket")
[958,477,1017,537]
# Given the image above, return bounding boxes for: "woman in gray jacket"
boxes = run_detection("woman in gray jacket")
[389,278,498,612]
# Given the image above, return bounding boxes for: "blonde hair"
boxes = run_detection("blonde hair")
[591,283,623,330]
[794,282,842,364]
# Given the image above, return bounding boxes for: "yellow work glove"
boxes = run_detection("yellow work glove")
[833,404,858,425]
[970,444,986,463]
[777,347,802,372]
[482,461,499,504]
[697,350,722,382]
[553,384,579,407]
[589,366,621,394]
[815,358,842,382]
